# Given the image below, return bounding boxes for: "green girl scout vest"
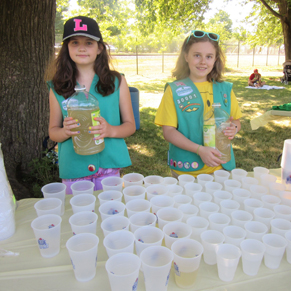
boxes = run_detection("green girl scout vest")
[47,75,131,179]
[166,78,235,172]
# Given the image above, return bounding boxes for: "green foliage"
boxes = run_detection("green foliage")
[26,150,61,198]
[134,0,213,36]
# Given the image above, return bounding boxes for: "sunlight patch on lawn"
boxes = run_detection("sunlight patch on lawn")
[128,144,154,156]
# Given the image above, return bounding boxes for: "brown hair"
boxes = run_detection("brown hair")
[46,39,121,99]
[172,34,225,82]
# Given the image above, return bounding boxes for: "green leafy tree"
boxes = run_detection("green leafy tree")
[245,0,290,60]
[134,0,213,36]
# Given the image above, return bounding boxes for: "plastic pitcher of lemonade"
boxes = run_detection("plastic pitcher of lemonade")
[67,85,105,155]
[203,103,231,162]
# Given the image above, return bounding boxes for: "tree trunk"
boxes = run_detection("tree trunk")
[278,0,291,60]
[0,0,56,200]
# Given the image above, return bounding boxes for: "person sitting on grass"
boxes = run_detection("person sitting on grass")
[248,69,266,87]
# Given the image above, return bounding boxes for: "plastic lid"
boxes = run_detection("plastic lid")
[212,103,221,107]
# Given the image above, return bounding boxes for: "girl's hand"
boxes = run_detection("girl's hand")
[223,117,238,140]
[88,116,112,139]
[198,146,226,167]
[63,117,80,136]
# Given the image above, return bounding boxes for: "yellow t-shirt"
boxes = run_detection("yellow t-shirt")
[155,81,242,177]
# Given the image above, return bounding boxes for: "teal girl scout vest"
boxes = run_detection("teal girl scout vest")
[166,78,235,172]
[47,75,131,179]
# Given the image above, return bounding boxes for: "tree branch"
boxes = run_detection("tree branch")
[258,0,285,21]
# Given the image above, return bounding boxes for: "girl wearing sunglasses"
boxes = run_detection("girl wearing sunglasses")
[155,30,242,178]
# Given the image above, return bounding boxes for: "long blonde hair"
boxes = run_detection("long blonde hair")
[172,34,225,82]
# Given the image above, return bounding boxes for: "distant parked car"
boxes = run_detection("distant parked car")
[108,45,117,52]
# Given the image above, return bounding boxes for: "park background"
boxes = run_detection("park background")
[1,0,291,199]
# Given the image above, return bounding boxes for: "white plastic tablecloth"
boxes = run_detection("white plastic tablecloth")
[1,169,291,291]
[250,110,291,130]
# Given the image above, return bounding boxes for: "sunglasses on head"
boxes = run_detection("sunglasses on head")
[186,30,220,44]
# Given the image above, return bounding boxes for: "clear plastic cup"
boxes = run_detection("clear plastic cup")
[231,210,253,228]
[31,214,62,258]
[125,198,151,218]
[249,184,268,199]
[34,198,62,217]
[273,204,291,221]
[284,230,291,264]
[223,225,246,247]
[101,177,123,192]
[261,195,281,210]
[163,177,178,186]
[70,181,94,196]
[243,198,263,214]
[178,174,195,187]
[244,220,268,241]
[270,218,291,236]
[240,239,266,276]
[98,190,122,205]
[98,200,125,221]
[260,174,277,188]
[66,233,99,282]
[253,207,275,231]
[193,192,212,207]
[100,215,130,237]
[231,169,248,181]
[129,212,157,232]
[69,211,98,235]
[103,229,135,258]
[279,191,291,207]
[144,175,164,188]
[173,194,192,208]
[262,233,287,269]
[156,207,183,229]
[163,221,192,248]
[105,253,141,291]
[242,177,259,190]
[70,193,96,214]
[123,185,146,203]
[200,229,225,265]
[171,238,204,288]
[146,184,168,201]
[178,204,199,223]
[41,182,66,216]
[213,169,230,184]
[220,199,240,216]
[213,190,232,205]
[134,225,164,256]
[224,179,241,192]
[186,216,209,242]
[184,182,203,199]
[208,212,231,232]
[150,195,175,216]
[232,188,251,209]
[166,184,184,197]
[269,182,286,196]
[122,172,144,187]
[140,246,173,291]
[253,166,269,180]
[197,174,214,190]
[204,181,223,195]
[216,243,241,282]
[199,201,220,219]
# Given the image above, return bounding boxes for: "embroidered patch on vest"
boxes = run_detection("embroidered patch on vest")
[178,161,183,168]
[88,164,96,171]
[191,162,199,169]
[184,162,190,169]
[173,160,177,167]
[176,86,193,97]
[170,159,174,166]
[174,81,186,86]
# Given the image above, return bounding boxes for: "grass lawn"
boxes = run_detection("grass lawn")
[115,61,291,178]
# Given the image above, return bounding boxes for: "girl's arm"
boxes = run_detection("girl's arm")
[162,125,226,168]
[91,75,136,139]
[223,118,241,140]
[48,89,80,143]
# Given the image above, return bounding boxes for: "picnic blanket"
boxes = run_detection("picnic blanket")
[245,85,285,90]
